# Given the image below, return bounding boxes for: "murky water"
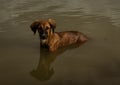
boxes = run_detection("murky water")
[0,0,120,85]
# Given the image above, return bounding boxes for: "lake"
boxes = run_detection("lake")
[0,0,120,85]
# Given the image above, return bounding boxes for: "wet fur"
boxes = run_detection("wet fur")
[30,19,88,52]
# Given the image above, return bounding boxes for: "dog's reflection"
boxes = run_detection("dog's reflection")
[30,43,85,81]
[30,48,56,81]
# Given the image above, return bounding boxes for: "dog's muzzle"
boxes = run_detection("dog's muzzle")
[39,31,48,40]
[39,31,48,45]
[41,34,47,40]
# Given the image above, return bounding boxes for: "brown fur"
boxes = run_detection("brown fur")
[30,19,88,52]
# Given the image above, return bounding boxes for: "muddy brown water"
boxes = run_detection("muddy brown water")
[0,0,120,85]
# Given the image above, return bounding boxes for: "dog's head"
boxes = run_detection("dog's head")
[30,19,56,45]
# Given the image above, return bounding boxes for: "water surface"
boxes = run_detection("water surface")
[0,0,120,85]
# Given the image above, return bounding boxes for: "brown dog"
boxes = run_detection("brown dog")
[30,19,88,52]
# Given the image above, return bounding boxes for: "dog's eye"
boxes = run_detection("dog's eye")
[46,27,49,30]
[38,29,43,33]
[39,26,42,29]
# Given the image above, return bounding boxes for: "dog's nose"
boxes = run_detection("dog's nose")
[41,33,47,39]
[42,35,46,39]
[41,36,46,39]
[42,33,46,37]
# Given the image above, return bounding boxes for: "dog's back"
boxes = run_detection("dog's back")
[55,31,88,47]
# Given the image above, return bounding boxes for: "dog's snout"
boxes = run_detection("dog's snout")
[40,30,48,39]
[42,32,46,37]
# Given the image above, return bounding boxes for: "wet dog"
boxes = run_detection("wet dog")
[30,19,88,52]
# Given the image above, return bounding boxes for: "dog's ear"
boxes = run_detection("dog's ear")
[30,20,41,35]
[48,19,56,32]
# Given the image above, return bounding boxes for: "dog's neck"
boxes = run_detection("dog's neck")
[48,32,55,44]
